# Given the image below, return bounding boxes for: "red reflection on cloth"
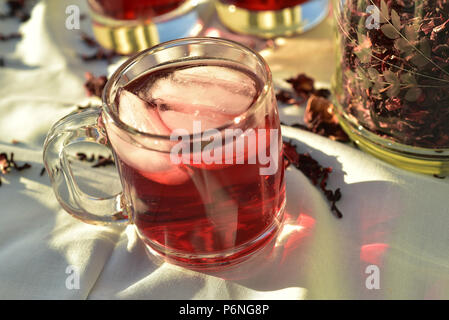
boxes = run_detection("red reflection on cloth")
[360,243,389,265]
[277,213,316,264]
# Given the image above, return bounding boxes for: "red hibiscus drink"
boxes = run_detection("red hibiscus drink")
[104,46,286,268]
[88,0,187,20]
[220,0,310,11]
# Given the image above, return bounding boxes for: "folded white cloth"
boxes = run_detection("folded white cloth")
[0,0,448,300]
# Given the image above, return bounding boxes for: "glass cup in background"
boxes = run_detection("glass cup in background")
[215,0,330,38]
[87,0,204,55]
[43,38,286,269]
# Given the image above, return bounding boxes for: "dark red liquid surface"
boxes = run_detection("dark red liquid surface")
[88,0,186,20]
[112,62,285,265]
[220,0,309,11]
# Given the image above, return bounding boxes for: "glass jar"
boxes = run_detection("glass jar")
[332,0,449,175]
[216,0,330,38]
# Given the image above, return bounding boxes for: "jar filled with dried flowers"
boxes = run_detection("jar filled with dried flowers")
[332,0,449,175]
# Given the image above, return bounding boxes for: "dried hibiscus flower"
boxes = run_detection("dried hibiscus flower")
[286,74,315,102]
[0,32,22,41]
[283,141,343,218]
[0,152,32,186]
[84,72,107,98]
[78,31,121,63]
[76,152,115,168]
[0,153,10,174]
[277,72,349,142]
[276,90,299,105]
[305,96,349,142]
[1,0,30,22]
[283,73,332,104]
[80,48,119,63]
[80,32,98,48]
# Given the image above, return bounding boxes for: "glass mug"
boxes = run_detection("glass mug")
[43,38,286,269]
[88,0,203,55]
[215,0,330,38]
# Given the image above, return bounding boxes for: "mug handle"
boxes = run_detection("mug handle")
[43,107,128,225]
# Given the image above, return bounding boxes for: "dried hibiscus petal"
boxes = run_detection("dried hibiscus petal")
[84,72,107,98]
[0,32,22,41]
[2,0,30,22]
[80,32,98,48]
[0,151,32,187]
[277,73,348,142]
[283,141,343,219]
[92,155,115,168]
[276,90,300,105]
[305,96,350,142]
[286,74,315,101]
[0,153,10,174]
[80,48,119,63]
[75,152,115,168]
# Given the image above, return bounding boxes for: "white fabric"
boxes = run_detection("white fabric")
[0,0,448,299]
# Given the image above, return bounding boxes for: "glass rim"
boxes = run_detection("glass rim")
[102,37,273,141]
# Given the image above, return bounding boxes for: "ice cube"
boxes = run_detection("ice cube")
[106,89,191,185]
[106,124,191,185]
[140,65,257,118]
[118,89,170,135]
[157,105,234,133]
